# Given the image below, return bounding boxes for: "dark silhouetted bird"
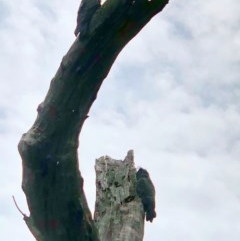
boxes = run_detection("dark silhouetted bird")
[74,0,101,37]
[136,168,156,222]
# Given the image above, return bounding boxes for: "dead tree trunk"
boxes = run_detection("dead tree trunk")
[17,0,169,240]
[94,150,145,241]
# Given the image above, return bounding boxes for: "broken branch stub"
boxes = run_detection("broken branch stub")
[94,150,145,241]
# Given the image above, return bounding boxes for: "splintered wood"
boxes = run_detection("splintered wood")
[94,150,144,241]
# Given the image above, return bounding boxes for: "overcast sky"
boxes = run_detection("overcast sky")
[0,0,240,240]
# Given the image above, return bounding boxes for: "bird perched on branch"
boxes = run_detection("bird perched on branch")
[74,0,101,37]
[136,168,156,222]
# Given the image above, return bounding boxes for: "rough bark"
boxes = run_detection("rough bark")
[17,0,169,240]
[94,150,145,241]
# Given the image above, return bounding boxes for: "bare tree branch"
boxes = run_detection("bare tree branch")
[18,0,169,240]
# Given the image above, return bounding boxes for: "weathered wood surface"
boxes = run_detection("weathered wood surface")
[94,150,145,241]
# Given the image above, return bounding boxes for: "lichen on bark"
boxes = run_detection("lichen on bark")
[94,150,145,241]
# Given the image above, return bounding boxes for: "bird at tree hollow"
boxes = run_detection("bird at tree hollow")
[74,0,101,37]
[136,168,156,222]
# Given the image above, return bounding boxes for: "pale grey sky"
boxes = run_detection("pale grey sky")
[0,0,240,240]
